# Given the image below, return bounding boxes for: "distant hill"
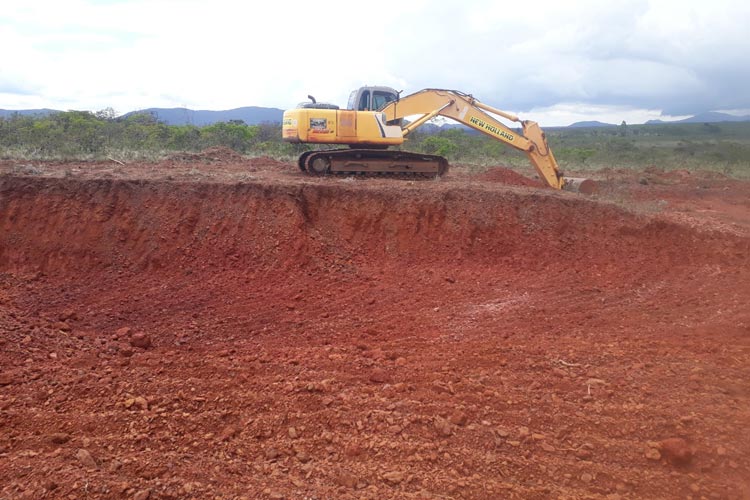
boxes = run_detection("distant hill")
[3,107,749,128]
[646,111,750,125]
[0,106,284,126]
[0,108,58,118]
[123,106,284,126]
[418,122,476,134]
[568,120,616,128]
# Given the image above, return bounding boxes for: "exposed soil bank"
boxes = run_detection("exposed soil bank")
[1,170,749,499]
[2,176,746,275]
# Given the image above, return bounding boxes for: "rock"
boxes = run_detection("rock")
[659,437,692,465]
[49,433,71,445]
[575,448,593,460]
[288,427,299,439]
[54,321,71,332]
[369,368,390,384]
[119,345,135,358]
[130,333,152,349]
[265,447,282,460]
[382,471,405,485]
[0,373,15,386]
[344,443,362,458]
[115,327,131,338]
[75,448,98,469]
[43,480,59,491]
[518,426,530,438]
[219,426,238,441]
[581,473,594,483]
[434,417,452,437]
[448,410,468,426]
[336,470,358,489]
[394,357,407,366]
[296,450,311,463]
[133,490,151,500]
[134,396,149,410]
[59,309,78,322]
[644,447,661,461]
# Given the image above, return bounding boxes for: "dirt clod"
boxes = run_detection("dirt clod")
[336,470,358,489]
[0,373,15,386]
[133,490,151,500]
[660,437,693,465]
[369,368,390,384]
[49,433,71,445]
[129,333,152,349]
[75,449,98,469]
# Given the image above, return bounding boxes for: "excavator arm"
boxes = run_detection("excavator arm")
[381,89,592,192]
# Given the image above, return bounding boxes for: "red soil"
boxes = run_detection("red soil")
[473,166,544,187]
[1,155,749,499]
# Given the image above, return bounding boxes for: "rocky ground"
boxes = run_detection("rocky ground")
[1,151,749,499]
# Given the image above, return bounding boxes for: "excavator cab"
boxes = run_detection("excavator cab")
[347,86,399,111]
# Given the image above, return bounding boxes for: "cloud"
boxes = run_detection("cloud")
[1,0,748,124]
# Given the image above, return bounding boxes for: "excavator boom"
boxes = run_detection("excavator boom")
[381,89,591,192]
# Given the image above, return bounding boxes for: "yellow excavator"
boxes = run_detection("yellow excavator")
[282,86,594,193]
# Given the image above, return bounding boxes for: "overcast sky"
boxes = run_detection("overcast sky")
[2,0,749,126]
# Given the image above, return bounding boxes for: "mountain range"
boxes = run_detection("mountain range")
[568,112,750,128]
[121,107,284,126]
[2,107,749,128]
[0,106,284,126]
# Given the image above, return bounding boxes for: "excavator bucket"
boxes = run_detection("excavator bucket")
[562,177,598,195]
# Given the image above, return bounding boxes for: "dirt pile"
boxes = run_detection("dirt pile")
[473,166,544,187]
[166,146,248,164]
[1,167,749,499]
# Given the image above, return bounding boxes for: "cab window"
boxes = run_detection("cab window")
[372,91,395,110]
[347,90,358,110]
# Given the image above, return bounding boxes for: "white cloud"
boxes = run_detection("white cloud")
[1,0,748,123]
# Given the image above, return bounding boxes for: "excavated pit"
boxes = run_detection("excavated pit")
[1,172,749,499]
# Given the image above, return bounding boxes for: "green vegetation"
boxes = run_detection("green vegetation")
[0,110,305,161]
[2,110,749,177]
[545,122,750,176]
[406,121,750,177]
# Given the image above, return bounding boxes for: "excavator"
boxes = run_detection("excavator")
[282,86,594,193]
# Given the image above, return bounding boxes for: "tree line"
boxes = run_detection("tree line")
[1,109,748,175]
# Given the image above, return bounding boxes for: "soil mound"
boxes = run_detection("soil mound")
[474,166,544,187]
[246,155,292,171]
[167,146,248,164]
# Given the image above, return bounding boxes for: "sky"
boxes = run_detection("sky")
[1,0,749,126]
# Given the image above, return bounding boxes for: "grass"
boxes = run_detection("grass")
[545,122,750,178]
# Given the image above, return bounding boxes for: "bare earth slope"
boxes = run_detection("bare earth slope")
[1,154,749,499]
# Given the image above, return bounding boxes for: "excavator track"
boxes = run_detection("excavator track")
[298,149,449,178]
